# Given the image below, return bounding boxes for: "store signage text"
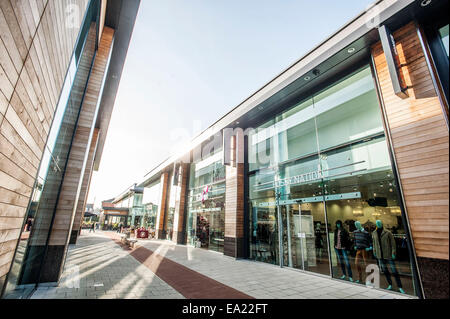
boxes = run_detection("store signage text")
[272,170,323,189]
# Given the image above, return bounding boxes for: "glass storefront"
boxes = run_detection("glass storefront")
[130,191,144,227]
[248,65,418,296]
[3,0,101,297]
[142,181,161,229]
[186,149,226,253]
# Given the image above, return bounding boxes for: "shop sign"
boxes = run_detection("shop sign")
[190,207,221,213]
[378,25,408,98]
[274,170,323,188]
[255,192,361,207]
[255,170,323,191]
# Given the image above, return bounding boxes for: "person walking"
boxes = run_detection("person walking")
[90,222,95,233]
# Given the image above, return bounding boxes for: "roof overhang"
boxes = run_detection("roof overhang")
[93,0,141,171]
[139,0,445,187]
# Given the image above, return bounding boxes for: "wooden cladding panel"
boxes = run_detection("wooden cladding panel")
[172,163,189,244]
[0,0,89,289]
[372,22,449,260]
[225,134,245,240]
[72,129,99,233]
[156,171,170,239]
[49,28,114,246]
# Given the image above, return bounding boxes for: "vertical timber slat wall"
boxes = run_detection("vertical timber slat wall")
[372,21,449,298]
[224,134,245,258]
[41,27,114,282]
[0,0,89,292]
[156,171,169,239]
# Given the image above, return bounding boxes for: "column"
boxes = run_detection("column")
[372,22,449,298]
[70,128,99,244]
[155,171,170,239]
[172,163,189,244]
[39,28,114,283]
[224,133,245,258]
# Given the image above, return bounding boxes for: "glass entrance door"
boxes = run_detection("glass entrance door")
[194,209,225,253]
[280,202,329,275]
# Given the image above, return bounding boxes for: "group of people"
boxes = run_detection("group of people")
[89,222,98,232]
[333,219,405,293]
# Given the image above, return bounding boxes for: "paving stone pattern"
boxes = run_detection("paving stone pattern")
[30,231,413,299]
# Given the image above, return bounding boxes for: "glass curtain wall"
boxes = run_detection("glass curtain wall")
[186,149,226,253]
[142,181,161,229]
[3,0,100,295]
[130,192,144,227]
[248,65,418,296]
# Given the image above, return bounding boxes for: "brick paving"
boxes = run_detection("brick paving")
[29,231,414,299]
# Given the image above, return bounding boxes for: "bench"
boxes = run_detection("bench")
[120,234,138,248]
[127,239,138,249]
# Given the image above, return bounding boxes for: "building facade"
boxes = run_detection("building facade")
[0,0,140,298]
[121,0,448,299]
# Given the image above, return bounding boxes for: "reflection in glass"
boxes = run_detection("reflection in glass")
[186,149,225,253]
[439,24,449,57]
[142,181,161,229]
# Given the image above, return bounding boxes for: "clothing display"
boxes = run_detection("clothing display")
[355,248,368,282]
[334,228,351,250]
[372,227,403,289]
[335,248,353,278]
[372,228,396,260]
[353,229,372,249]
[378,258,403,288]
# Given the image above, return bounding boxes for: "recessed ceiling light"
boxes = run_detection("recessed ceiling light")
[304,76,311,81]
[347,47,356,54]
[420,0,432,6]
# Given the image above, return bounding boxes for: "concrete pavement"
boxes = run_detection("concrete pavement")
[29,231,413,299]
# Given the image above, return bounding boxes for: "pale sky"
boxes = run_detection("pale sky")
[88,0,375,207]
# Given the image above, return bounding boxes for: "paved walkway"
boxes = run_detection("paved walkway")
[30,231,412,299]
[31,232,184,299]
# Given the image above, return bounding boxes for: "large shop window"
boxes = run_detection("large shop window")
[248,66,418,296]
[186,149,225,253]
[141,182,161,230]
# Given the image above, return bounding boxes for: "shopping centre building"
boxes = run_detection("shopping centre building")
[0,0,140,298]
[114,0,449,299]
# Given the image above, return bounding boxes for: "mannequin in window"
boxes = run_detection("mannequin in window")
[372,220,405,294]
[315,222,324,263]
[353,221,372,283]
[268,223,278,264]
[334,220,353,281]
